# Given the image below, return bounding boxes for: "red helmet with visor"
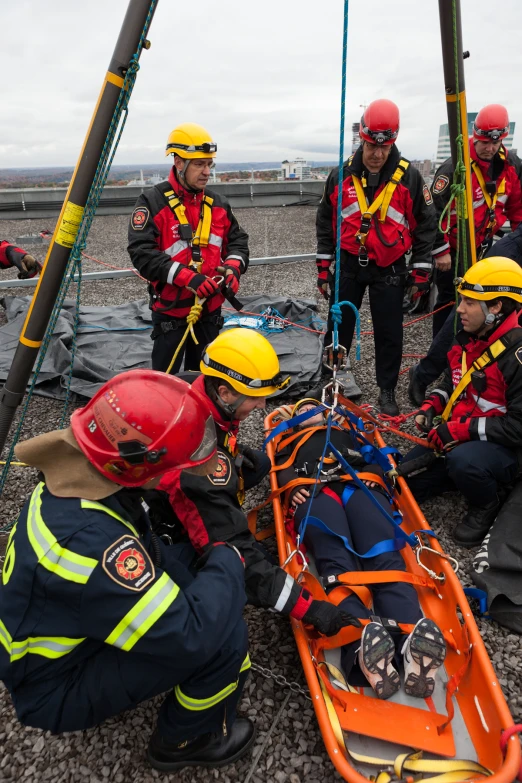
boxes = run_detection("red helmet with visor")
[71,370,217,486]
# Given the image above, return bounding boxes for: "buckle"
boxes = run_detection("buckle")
[359,214,372,234]
[322,574,343,591]
[358,247,369,267]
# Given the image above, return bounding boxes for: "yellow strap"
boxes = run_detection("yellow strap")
[471,161,507,231]
[352,160,409,245]
[442,338,506,421]
[346,747,491,780]
[193,195,214,249]
[164,190,190,227]
[317,672,347,750]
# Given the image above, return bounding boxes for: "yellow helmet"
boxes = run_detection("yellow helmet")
[200,329,290,397]
[456,257,522,303]
[165,123,217,159]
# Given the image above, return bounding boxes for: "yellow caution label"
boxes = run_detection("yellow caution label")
[55,201,84,248]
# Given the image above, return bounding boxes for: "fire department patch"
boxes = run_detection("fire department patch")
[207,450,231,486]
[102,535,155,592]
[433,175,449,194]
[423,184,433,206]
[131,206,149,231]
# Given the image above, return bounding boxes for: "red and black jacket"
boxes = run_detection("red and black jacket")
[127,169,249,319]
[426,311,522,449]
[157,374,302,614]
[0,241,28,271]
[431,141,522,258]
[316,145,437,271]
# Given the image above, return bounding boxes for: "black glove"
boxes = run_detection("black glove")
[237,444,262,471]
[302,599,362,636]
[339,446,367,469]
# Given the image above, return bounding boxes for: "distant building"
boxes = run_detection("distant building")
[411,159,432,178]
[351,122,360,153]
[435,112,515,168]
[126,170,163,187]
[281,158,312,180]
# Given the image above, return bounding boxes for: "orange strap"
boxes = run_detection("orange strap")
[276,424,329,453]
[437,626,472,735]
[335,569,440,593]
[272,428,323,472]
[246,507,275,541]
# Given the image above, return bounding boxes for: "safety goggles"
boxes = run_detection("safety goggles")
[166,141,218,154]
[203,355,291,390]
[361,123,398,145]
[473,126,507,142]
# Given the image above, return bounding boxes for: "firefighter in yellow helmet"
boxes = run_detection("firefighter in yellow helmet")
[128,123,249,374]
[154,328,361,636]
[402,258,522,547]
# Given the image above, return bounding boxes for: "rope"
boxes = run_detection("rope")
[0,0,158,507]
[165,301,204,374]
[357,403,432,447]
[332,0,349,354]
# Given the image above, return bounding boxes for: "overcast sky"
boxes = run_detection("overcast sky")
[1,0,521,168]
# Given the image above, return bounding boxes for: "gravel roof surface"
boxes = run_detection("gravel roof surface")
[1,208,521,783]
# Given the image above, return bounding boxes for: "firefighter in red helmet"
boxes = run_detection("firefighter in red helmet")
[0,370,256,772]
[317,99,437,415]
[409,104,522,407]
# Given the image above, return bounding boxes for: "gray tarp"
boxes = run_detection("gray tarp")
[0,294,323,400]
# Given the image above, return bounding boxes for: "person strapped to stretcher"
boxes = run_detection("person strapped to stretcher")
[273,391,447,701]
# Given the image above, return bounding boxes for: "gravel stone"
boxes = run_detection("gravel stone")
[1,208,521,782]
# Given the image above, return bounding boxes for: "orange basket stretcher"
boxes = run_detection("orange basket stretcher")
[259,394,521,783]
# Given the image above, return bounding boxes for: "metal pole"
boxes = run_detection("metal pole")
[0,0,157,455]
[437,0,477,265]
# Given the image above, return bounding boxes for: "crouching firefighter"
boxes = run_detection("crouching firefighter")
[156,329,362,637]
[402,258,522,548]
[0,371,256,772]
[316,99,437,415]
[127,122,249,373]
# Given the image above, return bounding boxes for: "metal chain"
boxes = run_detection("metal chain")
[250,661,312,701]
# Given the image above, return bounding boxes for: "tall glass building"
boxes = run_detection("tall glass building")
[435,112,515,168]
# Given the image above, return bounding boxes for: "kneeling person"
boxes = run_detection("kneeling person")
[275,395,446,699]
[0,371,255,772]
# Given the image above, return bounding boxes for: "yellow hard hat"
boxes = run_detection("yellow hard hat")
[456,257,522,303]
[200,328,290,397]
[165,123,217,159]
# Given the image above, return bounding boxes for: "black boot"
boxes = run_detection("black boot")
[378,388,399,417]
[147,717,256,771]
[452,499,500,548]
[408,364,427,408]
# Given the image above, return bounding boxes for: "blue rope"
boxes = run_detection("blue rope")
[332,0,349,353]
[330,300,360,359]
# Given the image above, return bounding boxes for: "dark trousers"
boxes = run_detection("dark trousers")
[294,489,421,677]
[415,305,461,387]
[15,543,249,742]
[402,442,519,506]
[433,267,457,336]
[151,311,222,374]
[326,253,407,389]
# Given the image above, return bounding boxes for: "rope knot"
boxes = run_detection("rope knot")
[330,303,343,325]
[187,302,203,326]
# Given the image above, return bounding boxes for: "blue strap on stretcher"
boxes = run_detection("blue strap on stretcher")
[263,404,330,448]
[304,514,406,559]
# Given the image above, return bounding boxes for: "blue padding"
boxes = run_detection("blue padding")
[463,587,490,616]
[305,515,406,559]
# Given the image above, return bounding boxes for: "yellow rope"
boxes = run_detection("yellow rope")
[165,300,204,374]
[0,461,29,467]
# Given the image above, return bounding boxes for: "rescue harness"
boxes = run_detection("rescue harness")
[470,149,507,246]
[351,158,410,265]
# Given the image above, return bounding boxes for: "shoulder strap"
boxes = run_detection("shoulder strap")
[442,332,522,421]
[351,159,409,229]
[378,159,409,222]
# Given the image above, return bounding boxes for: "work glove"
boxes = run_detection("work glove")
[427,420,470,452]
[316,258,332,301]
[302,599,362,637]
[223,258,242,296]
[415,402,437,433]
[237,444,263,472]
[173,266,221,299]
[405,269,430,302]
[11,252,40,279]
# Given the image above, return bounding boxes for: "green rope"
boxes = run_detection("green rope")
[0,1,158,527]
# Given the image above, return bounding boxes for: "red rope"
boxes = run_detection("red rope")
[500,725,522,782]
[358,403,430,447]
[80,252,147,282]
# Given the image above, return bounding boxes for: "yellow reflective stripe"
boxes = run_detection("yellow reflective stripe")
[105,572,179,652]
[0,618,12,656]
[10,636,85,662]
[80,500,139,537]
[27,484,98,584]
[175,653,251,712]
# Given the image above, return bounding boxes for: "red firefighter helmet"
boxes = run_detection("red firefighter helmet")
[473,104,509,142]
[71,370,217,486]
[360,99,400,145]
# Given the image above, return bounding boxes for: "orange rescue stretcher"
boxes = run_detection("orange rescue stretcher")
[255,393,522,783]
